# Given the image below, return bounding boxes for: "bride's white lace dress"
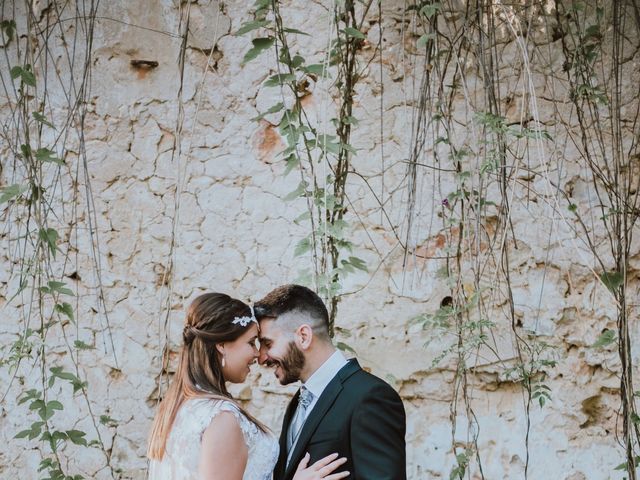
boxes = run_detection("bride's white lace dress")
[149,398,279,480]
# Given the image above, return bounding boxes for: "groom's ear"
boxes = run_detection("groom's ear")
[296,324,313,350]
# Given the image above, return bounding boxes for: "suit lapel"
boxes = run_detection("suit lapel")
[284,359,361,478]
[277,391,299,478]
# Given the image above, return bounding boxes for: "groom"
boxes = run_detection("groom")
[254,284,406,480]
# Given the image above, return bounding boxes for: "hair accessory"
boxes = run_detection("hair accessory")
[231,305,258,327]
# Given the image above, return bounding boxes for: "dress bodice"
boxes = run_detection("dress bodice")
[149,398,278,480]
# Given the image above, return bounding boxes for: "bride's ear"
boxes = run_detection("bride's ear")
[215,343,225,356]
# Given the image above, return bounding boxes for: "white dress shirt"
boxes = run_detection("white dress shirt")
[300,350,348,420]
[286,350,349,466]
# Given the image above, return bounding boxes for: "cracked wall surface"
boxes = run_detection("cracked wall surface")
[1,0,640,479]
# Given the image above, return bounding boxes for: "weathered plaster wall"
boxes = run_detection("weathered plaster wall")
[1,1,639,479]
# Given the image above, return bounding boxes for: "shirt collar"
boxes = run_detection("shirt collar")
[302,350,348,400]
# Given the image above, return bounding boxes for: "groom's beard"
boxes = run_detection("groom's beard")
[273,341,305,385]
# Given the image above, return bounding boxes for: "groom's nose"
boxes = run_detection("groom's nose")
[258,346,269,365]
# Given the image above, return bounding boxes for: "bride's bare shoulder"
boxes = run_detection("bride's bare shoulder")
[200,409,248,479]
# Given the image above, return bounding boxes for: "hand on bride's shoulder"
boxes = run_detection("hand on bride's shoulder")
[293,452,350,480]
[199,410,248,480]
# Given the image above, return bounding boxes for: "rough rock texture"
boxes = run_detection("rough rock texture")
[1,1,639,479]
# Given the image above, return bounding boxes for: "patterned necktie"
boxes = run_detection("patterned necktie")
[287,386,314,455]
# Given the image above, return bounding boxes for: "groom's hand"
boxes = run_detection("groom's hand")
[293,452,350,480]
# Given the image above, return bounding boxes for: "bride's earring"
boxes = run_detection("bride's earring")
[222,353,226,368]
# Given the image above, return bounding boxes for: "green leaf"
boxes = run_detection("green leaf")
[71,379,88,393]
[30,399,46,411]
[303,64,328,76]
[343,27,365,40]
[242,37,274,64]
[31,426,44,440]
[20,143,32,159]
[235,19,270,36]
[340,142,358,155]
[283,27,309,36]
[251,102,285,121]
[283,153,300,177]
[51,430,68,443]
[35,148,64,165]
[50,366,78,382]
[10,65,36,86]
[591,329,616,349]
[309,135,340,155]
[74,340,94,350]
[417,33,435,49]
[290,55,305,69]
[293,210,311,224]
[55,302,74,321]
[420,3,442,18]
[1,19,16,42]
[10,65,22,79]
[324,218,349,239]
[347,256,368,272]
[294,237,312,257]
[614,456,640,471]
[66,429,87,446]
[14,429,31,439]
[38,458,57,472]
[33,111,54,129]
[48,400,63,411]
[336,341,356,354]
[600,271,623,293]
[47,280,74,296]
[342,115,359,126]
[22,69,36,87]
[264,73,296,87]
[283,181,307,201]
[19,389,41,405]
[39,228,59,258]
[584,24,601,40]
[99,415,117,427]
[38,400,63,421]
[0,184,28,204]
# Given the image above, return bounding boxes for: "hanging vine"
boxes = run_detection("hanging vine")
[1,1,118,478]
[238,0,372,335]
[553,1,640,477]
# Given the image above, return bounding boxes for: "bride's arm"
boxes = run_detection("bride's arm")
[199,411,248,480]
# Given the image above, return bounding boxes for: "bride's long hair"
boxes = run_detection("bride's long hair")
[147,292,267,460]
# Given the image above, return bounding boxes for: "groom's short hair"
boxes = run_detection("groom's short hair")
[254,284,330,341]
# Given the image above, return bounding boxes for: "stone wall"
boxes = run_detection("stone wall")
[1,1,639,479]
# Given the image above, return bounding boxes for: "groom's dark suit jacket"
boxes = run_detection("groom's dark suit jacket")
[274,359,406,480]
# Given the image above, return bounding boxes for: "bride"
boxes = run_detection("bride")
[147,293,349,480]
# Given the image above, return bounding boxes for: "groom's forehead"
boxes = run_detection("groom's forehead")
[258,318,282,339]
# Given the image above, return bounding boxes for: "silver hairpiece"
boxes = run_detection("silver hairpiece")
[231,305,258,327]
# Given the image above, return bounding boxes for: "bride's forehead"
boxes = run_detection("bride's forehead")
[235,322,259,339]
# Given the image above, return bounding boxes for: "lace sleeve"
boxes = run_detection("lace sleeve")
[213,400,256,444]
